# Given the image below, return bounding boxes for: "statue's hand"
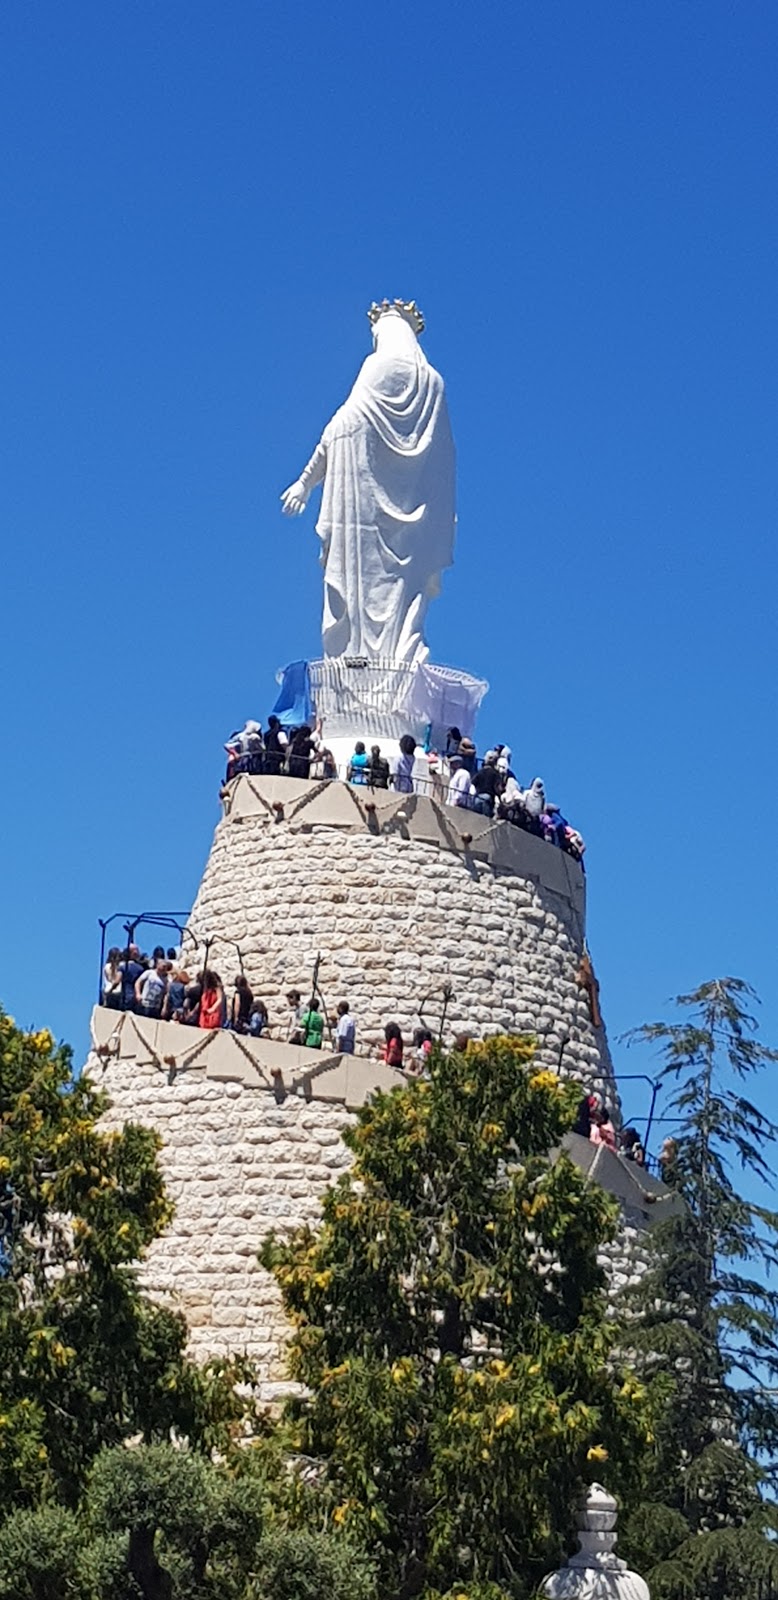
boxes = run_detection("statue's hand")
[280,480,308,516]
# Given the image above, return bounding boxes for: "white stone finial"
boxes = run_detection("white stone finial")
[541,1484,650,1600]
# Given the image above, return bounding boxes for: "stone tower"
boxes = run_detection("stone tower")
[88,301,655,1400]
[91,769,630,1398]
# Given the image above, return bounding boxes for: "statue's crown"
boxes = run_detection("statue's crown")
[367,298,425,335]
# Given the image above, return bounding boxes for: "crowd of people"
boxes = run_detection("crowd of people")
[102,953,662,1160]
[100,951,439,1072]
[224,717,338,783]
[574,1091,677,1177]
[223,719,586,862]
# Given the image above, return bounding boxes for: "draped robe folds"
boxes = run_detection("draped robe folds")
[303,317,455,666]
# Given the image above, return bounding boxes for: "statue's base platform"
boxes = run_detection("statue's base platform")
[304,656,488,751]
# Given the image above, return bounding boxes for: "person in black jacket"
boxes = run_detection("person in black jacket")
[368,744,390,787]
[264,715,289,775]
[471,752,501,818]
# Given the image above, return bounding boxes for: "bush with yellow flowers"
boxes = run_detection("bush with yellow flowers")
[0,1007,250,1511]
[261,1035,656,1600]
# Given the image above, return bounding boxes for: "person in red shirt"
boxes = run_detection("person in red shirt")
[198,971,226,1030]
[382,1022,404,1070]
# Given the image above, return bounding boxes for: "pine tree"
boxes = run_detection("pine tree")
[261,1035,655,1600]
[619,978,778,1600]
[0,1006,247,1509]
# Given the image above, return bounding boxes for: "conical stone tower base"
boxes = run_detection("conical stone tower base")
[189,773,613,1087]
[91,773,625,1395]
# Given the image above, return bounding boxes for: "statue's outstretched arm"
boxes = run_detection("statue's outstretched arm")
[280,440,327,517]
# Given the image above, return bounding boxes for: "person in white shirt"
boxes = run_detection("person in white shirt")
[447,753,474,809]
[334,1001,356,1054]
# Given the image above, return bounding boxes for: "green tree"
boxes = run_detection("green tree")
[0,1007,246,1509]
[0,1444,377,1600]
[619,978,778,1600]
[261,1035,655,1600]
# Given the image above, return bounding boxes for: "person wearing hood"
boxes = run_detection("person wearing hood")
[540,803,567,848]
[499,771,524,821]
[523,777,545,817]
[224,719,262,774]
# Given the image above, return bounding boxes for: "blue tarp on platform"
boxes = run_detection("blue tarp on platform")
[271,661,314,730]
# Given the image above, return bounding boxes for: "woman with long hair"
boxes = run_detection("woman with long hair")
[230,974,254,1033]
[199,971,226,1030]
[288,724,315,779]
[102,947,123,1009]
[382,1021,404,1069]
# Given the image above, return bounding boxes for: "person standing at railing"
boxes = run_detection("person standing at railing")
[286,989,306,1042]
[199,972,226,1030]
[407,1028,433,1076]
[182,975,202,1026]
[164,969,188,1023]
[392,734,416,794]
[118,946,144,1013]
[620,1127,645,1166]
[334,1001,356,1054]
[135,959,170,1020]
[311,745,337,780]
[458,736,477,776]
[348,741,369,784]
[382,1022,404,1069]
[299,1000,325,1050]
[471,751,501,818]
[288,724,316,779]
[230,974,254,1033]
[103,947,123,1009]
[264,716,289,776]
[590,1106,617,1151]
[447,752,474,809]
[368,744,390,788]
[249,999,268,1037]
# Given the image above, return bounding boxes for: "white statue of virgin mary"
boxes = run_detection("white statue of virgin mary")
[281,300,455,668]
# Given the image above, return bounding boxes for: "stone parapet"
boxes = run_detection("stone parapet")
[89,1005,408,1107]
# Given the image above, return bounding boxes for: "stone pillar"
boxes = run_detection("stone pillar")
[542,1484,650,1600]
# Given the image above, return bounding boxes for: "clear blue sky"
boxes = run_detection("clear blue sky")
[1,2,776,1137]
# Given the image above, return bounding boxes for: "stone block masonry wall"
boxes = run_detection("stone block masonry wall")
[186,779,617,1106]
[93,1051,655,1395]
[95,1054,354,1397]
[603,1214,654,1299]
